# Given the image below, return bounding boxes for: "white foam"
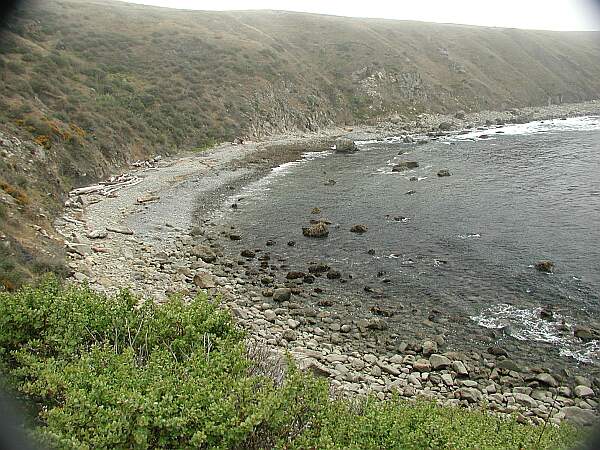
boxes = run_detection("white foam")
[447,116,600,142]
[471,304,599,363]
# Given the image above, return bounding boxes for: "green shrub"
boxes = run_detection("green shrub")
[0,279,584,449]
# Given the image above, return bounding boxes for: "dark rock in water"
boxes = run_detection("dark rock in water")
[574,326,596,342]
[272,287,292,302]
[286,271,305,280]
[287,241,296,247]
[402,135,414,143]
[326,269,341,279]
[405,190,416,195]
[303,274,315,284]
[229,233,241,241]
[311,207,321,214]
[324,179,337,186]
[371,305,394,317]
[409,176,418,182]
[367,249,376,255]
[265,239,276,246]
[455,111,466,120]
[231,203,238,209]
[438,121,453,131]
[364,286,384,296]
[487,346,509,357]
[302,222,329,238]
[540,307,554,321]
[350,224,368,233]
[417,139,428,145]
[535,260,554,273]
[392,161,419,172]
[240,249,256,259]
[437,169,451,177]
[334,138,358,153]
[478,134,490,139]
[308,262,330,274]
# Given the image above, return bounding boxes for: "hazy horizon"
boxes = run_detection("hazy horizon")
[117,0,600,31]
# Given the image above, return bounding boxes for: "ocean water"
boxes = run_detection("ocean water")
[214,116,600,368]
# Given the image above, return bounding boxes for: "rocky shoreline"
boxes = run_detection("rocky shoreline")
[56,100,600,427]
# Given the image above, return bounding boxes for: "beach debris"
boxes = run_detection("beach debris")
[69,174,143,197]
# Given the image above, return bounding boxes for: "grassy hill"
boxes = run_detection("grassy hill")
[1,0,600,288]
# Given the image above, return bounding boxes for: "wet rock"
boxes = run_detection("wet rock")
[438,122,453,131]
[311,207,321,214]
[334,138,358,153]
[350,224,368,233]
[574,326,595,342]
[409,176,418,182]
[229,233,241,241]
[303,274,315,284]
[324,179,336,186]
[287,241,296,247]
[266,239,276,246]
[574,385,595,398]
[392,161,419,172]
[367,249,376,255]
[429,354,451,370]
[539,307,554,321]
[308,262,330,274]
[487,346,509,357]
[286,271,306,280]
[534,260,554,273]
[370,305,394,317]
[272,288,292,302]
[302,222,329,238]
[193,271,216,289]
[405,190,416,195]
[240,249,256,259]
[326,270,341,280]
[437,169,451,177]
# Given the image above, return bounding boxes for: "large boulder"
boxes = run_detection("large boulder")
[429,354,451,370]
[334,138,358,153]
[191,245,217,263]
[302,222,329,238]
[562,407,597,426]
[534,260,554,273]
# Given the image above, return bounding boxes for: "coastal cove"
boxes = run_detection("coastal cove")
[57,101,600,428]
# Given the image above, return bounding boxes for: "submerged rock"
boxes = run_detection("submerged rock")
[350,224,368,233]
[437,169,451,177]
[302,222,329,238]
[392,161,419,172]
[324,179,337,186]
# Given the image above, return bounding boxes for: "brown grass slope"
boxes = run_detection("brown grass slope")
[0,0,599,289]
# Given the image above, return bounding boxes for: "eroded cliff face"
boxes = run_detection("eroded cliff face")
[1,0,600,288]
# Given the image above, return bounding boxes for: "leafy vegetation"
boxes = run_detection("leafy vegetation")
[0,279,583,449]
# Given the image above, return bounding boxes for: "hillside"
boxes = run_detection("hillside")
[1,0,600,289]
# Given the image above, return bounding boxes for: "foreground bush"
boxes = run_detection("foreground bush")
[0,279,583,449]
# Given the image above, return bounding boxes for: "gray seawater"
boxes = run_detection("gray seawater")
[215,117,600,368]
